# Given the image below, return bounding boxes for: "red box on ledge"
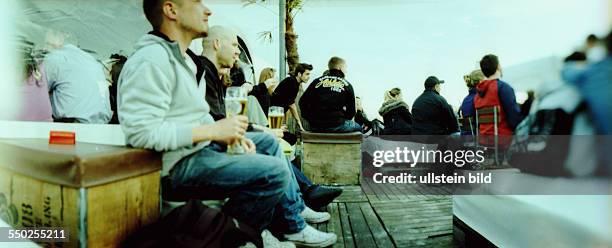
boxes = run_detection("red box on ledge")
[49,131,76,145]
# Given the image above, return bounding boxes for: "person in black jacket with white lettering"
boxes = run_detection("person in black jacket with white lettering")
[299,56,361,133]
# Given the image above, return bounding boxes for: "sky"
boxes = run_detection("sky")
[207,0,610,119]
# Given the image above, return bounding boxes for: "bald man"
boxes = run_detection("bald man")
[201,24,343,209]
[199,26,338,247]
[200,26,241,120]
[119,2,335,247]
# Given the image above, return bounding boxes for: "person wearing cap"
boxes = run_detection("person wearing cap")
[411,76,459,135]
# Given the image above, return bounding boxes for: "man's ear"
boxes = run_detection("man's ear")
[162,1,178,21]
[213,39,220,51]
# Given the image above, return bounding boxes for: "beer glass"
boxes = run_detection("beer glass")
[268,106,284,130]
[225,87,247,154]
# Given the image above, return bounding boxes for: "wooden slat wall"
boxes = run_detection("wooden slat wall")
[302,143,361,185]
[0,167,160,248]
[87,171,160,247]
[0,167,80,248]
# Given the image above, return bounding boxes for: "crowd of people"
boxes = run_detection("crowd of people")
[7,0,612,246]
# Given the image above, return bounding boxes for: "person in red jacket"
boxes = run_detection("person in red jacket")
[474,54,523,147]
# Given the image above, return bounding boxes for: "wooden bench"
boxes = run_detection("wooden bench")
[301,132,363,185]
[0,139,161,248]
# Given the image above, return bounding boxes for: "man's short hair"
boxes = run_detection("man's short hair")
[480,54,499,78]
[587,34,598,44]
[143,0,177,30]
[328,56,345,70]
[293,63,313,76]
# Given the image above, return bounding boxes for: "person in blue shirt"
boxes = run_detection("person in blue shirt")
[459,69,484,135]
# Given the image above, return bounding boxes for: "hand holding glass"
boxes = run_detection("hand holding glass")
[225,87,248,154]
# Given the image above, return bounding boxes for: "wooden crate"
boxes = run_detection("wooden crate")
[0,139,161,247]
[301,132,362,185]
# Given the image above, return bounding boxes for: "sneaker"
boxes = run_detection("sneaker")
[300,206,330,223]
[284,225,337,247]
[262,229,296,248]
[303,185,343,210]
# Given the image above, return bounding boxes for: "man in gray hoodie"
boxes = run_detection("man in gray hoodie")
[118,1,336,247]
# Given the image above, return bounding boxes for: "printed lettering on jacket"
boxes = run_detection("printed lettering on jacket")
[315,76,348,93]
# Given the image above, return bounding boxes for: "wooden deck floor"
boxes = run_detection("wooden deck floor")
[315,179,455,248]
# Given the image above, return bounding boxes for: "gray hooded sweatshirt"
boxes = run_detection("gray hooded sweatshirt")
[118,33,214,176]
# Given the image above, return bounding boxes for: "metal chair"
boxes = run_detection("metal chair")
[475,106,500,166]
[458,116,476,136]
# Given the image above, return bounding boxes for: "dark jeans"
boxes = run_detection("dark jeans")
[168,132,306,233]
[291,160,313,193]
[310,120,362,133]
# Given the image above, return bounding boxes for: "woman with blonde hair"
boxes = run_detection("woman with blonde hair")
[378,87,413,135]
[459,69,485,135]
[459,69,485,117]
[251,67,278,116]
[259,67,278,93]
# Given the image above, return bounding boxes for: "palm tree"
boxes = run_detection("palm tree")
[244,0,305,74]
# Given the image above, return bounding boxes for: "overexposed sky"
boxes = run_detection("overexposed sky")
[208,0,610,118]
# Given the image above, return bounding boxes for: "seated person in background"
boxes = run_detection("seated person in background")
[119,2,337,246]
[201,25,342,212]
[474,54,523,137]
[584,33,607,63]
[508,51,604,177]
[459,69,484,135]
[271,63,313,131]
[17,44,53,122]
[229,60,269,126]
[256,67,279,116]
[354,96,372,133]
[564,30,612,175]
[299,57,361,133]
[564,30,612,135]
[378,87,412,135]
[44,42,112,123]
[108,54,127,124]
[520,90,535,117]
[412,76,459,135]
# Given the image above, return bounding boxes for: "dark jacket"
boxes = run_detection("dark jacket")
[200,56,225,121]
[251,83,271,116]
[271,76,300,111]
[299,69,356,129]
[378,99,412,135]
[459,88,477,117]
[411,89,459,135]
[355,110,372,128]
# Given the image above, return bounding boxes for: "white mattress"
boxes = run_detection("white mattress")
[453,171,612,247]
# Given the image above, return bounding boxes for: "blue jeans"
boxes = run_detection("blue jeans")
[292,161,314,193]
[168,132,306,233]
[311,119,362,133]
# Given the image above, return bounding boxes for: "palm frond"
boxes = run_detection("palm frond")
[257,31,273,43]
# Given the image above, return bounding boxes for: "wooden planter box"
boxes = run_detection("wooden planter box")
[0,139,161,248]
[301,132,363,185]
